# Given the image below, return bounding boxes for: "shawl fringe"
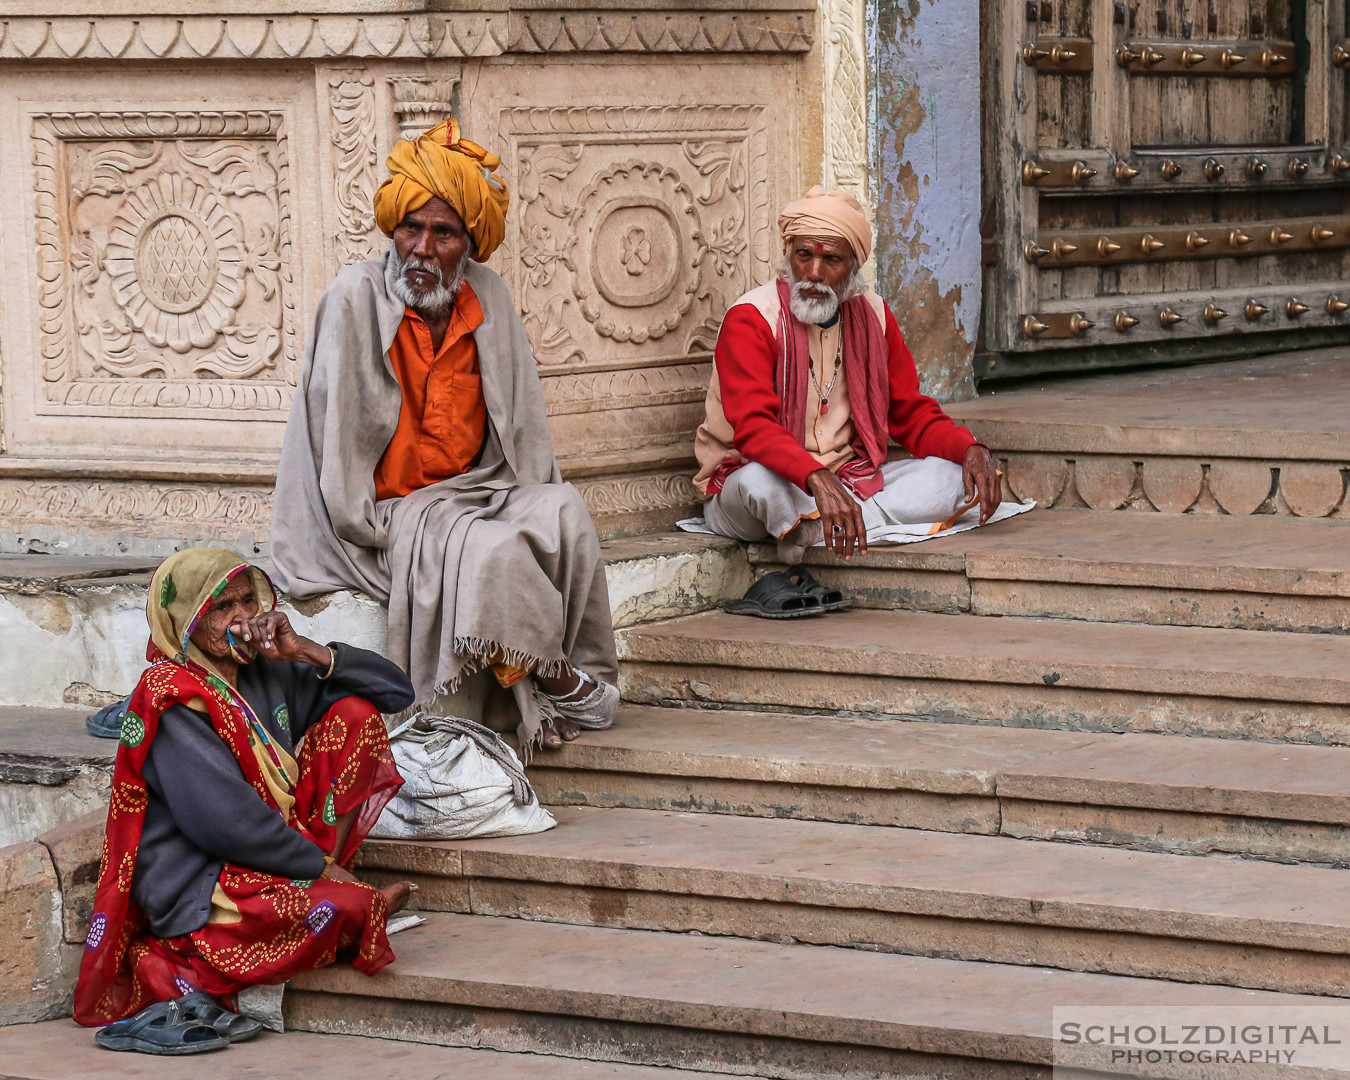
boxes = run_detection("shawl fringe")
[382,635,570,735]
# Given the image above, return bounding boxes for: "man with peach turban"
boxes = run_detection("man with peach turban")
[270,120,618,752]
[693,187,1007,616]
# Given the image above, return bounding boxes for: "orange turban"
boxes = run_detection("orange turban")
[778,186,872,265]
[373,118,509,262]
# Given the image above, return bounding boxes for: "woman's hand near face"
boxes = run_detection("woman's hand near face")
[230,611,332,668]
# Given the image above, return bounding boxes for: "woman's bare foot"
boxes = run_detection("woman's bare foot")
[540,715,580,750]
[379,880,415,915]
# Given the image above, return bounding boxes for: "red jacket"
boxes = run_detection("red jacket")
[710,300,977,492]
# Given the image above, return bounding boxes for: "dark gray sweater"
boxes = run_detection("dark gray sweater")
[131,643,415,938]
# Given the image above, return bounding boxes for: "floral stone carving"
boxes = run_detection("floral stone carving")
[499,105,769,369]
[32,110,297,416]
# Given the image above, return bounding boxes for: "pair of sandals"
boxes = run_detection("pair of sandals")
[95,992,264,1055]
[725,564,851,619]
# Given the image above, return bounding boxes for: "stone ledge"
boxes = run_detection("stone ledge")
[0,841,75,1026]
[0,532,747,709]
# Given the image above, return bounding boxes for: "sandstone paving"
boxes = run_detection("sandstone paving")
[363,805,1350,953]
[531,705,1350,830]
[291,912,1333,1066]
[619,609,1350,704]
[946,349,1350,459]
[0,1019,742,1079]
[759,508,1350,594]
[538,705,1103,794]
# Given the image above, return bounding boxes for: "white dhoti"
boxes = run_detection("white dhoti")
[704,458,971,554]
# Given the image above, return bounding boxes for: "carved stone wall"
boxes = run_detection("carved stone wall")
[0,6,814,554]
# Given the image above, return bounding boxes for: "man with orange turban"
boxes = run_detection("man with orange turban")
[270,120,619,752]
[693,187,1011,617]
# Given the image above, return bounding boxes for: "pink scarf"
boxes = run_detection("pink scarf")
[770,278,891,498]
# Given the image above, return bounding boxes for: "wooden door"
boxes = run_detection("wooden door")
[982,0,1350,373]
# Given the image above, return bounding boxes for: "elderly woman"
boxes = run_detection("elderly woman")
[74,547,416,1054]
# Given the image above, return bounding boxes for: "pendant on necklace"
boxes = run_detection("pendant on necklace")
[820,398,830,415]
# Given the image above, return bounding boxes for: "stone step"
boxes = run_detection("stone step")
[0,533,748,711]
[750,509,1350,632]
[0,707,113,849]
[287,911,1333,1079]
[529,705,1350,863]
[358,805,1350,995]
[0,1019,743,1079]
[945,350,1350,517]
[618,609,1350,743]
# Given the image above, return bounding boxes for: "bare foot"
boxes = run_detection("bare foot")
[379,880,414,915]
[540,715,580,750]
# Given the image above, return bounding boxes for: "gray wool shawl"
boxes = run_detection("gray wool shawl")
[269,253,617,748]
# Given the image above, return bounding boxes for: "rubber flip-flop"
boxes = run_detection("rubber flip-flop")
[86,698,129,739]
[724,571,825,619]
[94,999,231,1055]
[176,991,266,1043]
[784,564,853,612]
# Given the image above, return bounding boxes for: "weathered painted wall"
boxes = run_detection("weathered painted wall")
[868,0,981,401]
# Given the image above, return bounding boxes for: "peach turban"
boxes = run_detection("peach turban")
[373,118,509,262]
[778,186,872,265]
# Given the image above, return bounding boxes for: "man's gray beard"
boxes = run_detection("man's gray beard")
[389,249,465,315]
[778,259,865,325]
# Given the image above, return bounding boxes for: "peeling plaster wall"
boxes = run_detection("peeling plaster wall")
[869,0,981,401]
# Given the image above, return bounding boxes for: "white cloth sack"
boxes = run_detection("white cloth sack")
[370,715,557,840]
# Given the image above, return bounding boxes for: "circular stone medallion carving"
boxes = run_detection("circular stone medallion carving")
[134,208,220,315]
[591,198,681,309]
[571,161,702,344]
[105,171,246,354]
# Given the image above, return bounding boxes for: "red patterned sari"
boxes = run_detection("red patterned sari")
[74,556,403,1026]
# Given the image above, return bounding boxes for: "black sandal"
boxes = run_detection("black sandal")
[784,565,853,612]
[177,991,266,1043]
[94,999,231,1055]
[724,571,824,619]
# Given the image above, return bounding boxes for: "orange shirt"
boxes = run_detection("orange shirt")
[374,282,487,501]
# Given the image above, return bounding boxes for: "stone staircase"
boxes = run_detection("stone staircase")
[4,350,1350,1076]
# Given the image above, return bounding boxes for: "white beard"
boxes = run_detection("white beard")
[389,249,465,315]
[780,260,865,325]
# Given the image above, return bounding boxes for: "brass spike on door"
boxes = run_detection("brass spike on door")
[1159,160,1182,180]
[1311,225,1335,243]
[1286,298,1310,317]
[1244,299,1269,320]
[1202,158,1225,180]
[1328,296,1350,314]
[1334,43,1350,68]
[1288,159,1310,178]
[1268,227,1294,245]
[1159,308,1185,327]
[1024,242,1050,263]
[1330,155,1350,175]
[1114,311,1139,331]
[1229,229,1253,247]
[1219,48,1247,69]
[1140,234,1165,254]
[1180,46,1206,66]
[1050,239,1078,258]
[1116,45,1142,66]
[1071,161,1097,184]
[1184,231,1211,251]
[1261,47,1291,69]
[1113,162,1139,181]
[1022,161,1051,184]
[1097,237,1122,257]
[1021,315,1050,338]
[1203,303,1228,325]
